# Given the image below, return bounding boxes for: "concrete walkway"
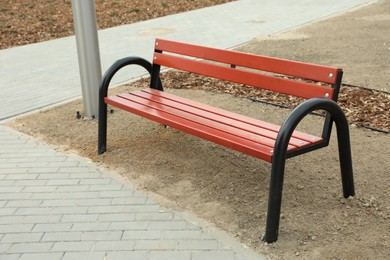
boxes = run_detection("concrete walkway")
[0,0,374,259]
[0,125,261,260]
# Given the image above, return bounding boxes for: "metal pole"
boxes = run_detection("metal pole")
[71,0,102,118]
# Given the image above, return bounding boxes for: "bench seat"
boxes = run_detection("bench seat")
[105,88,324,163]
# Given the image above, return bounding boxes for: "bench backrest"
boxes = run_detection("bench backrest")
[151,38,342,102]
[150,38,343,141]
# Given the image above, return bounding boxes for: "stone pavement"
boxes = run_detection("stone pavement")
[0,125,262,260]
[0,0,376,259]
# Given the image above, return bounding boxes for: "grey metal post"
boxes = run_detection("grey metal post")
[71,0,102,118]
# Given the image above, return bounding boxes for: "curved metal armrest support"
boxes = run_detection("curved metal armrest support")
[99,57,153,101]
[264,98,355,243]
[98,57,159,154]
[275,98,351,159]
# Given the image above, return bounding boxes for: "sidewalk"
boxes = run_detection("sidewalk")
[0,125,262,260]
[0,0,375,259]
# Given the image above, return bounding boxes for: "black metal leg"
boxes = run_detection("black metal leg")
[264,152,287,243]
[336,116,355,198]
[98,100,107,154]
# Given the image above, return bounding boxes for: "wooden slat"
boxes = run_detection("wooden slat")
[118,92,295,150]
[126,90,314,148]
[155,38,341,84]
[105,96,275,162]
[105,89,324,162]
[153,52,335,100]
[144,89,321,144]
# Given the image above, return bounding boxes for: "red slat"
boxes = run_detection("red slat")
[105,96,274,162]
[153,52,335,100]
[144,89,322,144]
[125,90,314,148]
[118,92,296,150]
[155,38,341,84]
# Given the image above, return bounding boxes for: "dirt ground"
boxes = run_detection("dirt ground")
[7,0,390,259]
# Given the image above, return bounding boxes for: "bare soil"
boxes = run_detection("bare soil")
[4,0,390,259]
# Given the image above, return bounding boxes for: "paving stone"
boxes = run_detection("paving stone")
[2,233,43,243]
[51,206,88,215]
[71,222,110,231]
[88,184,123,191]
[0,254,22,260]
[111,197,147,205]
[0,224,34,233]
[32,223,72,232]
[23,186,57,192]
[28,167,59,173]
[97,213,135,222]
[81,231,123,241]
[61,214,99,223]
[192,251,235,260]
[98,190,134,198]
[135,212,173,221]
[0,208,17,216]
[0,243,11,253]
[148,221,188,230]
[18,253,64,260]
[22,215,61,224]
[87,205,160,214]
[75,198,112,206]
[8,243,54,253]
[134,240,178,250]
[149,251,191,260]
[63,252,106,260]
[0,216,24,224]
[93,240,135,251]
[41,232,83,242]
[14,180,47,186]
[41,199,76,207]
[55,185,90,192]
[111,221,149,231]
[122,230,162,240]
[51,241,94,252]
[177,240,219,250]
[105,251,148,260]
[79,178,111,185]
[162,230,204,240]
[46,179,80,186]
[0,186,23,193]
[14,207,53,216]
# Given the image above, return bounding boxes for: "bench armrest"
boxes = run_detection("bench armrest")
[275,98,351,164]
[273,98,353,197]
[99,57,153,101]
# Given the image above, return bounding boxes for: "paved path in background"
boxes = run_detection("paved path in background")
[0,0,373,121]
[0,0,375,259]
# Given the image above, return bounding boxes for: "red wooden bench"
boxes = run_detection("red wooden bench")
[98,38,355,243]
